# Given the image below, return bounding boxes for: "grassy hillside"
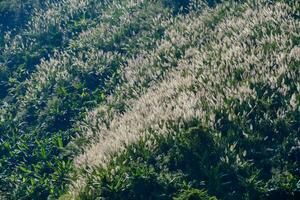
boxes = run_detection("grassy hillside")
[0,0,299,199]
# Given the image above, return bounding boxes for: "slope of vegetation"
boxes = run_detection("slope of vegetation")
[0,0,299,199]
[1,1,176,198]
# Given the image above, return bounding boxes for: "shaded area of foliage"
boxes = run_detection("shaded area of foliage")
[0,0,44,31]
[76,125,222,199]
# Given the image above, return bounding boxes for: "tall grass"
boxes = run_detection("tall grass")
[66,0,300,198]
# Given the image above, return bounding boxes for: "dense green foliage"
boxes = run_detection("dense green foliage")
[76,96,299,199]
[0,0,299,199]
[0,0,46,31]
[0,0,187,198]
[68,0,300,199]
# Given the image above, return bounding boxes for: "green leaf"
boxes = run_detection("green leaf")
[40,147,47,159]
[19,166,32,174]
[57,137,63,148]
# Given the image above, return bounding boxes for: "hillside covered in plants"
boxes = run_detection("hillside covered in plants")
[0,0,299,199]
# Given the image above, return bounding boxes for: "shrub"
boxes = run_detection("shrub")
[174,189,217,200]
